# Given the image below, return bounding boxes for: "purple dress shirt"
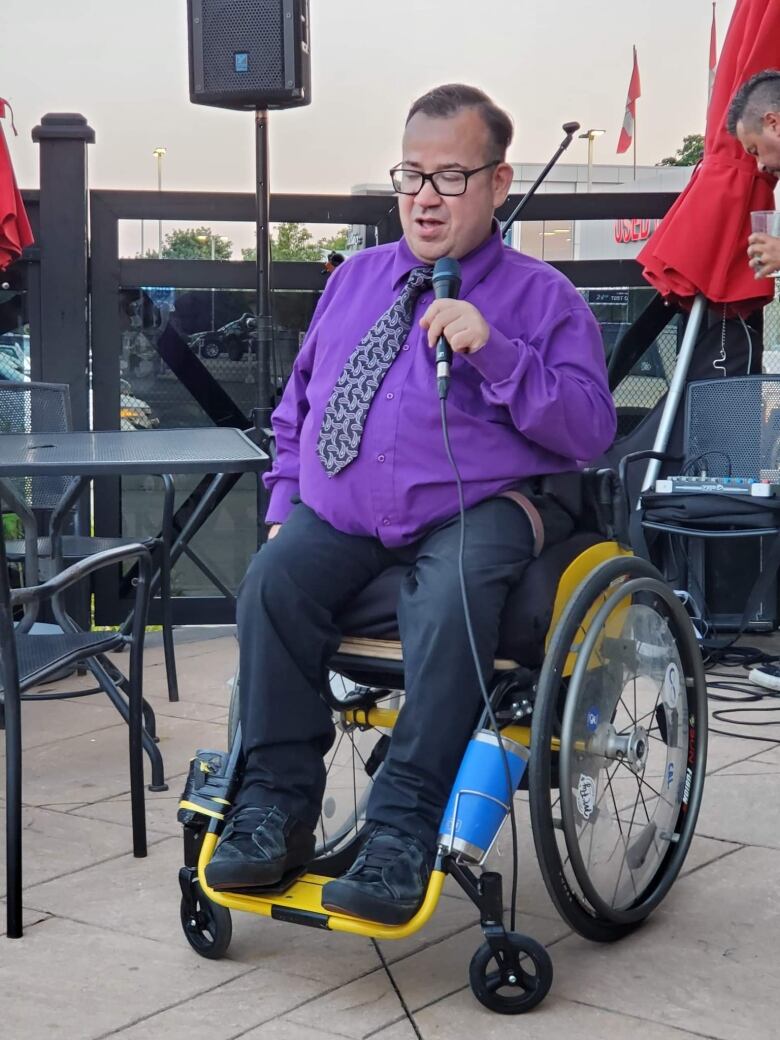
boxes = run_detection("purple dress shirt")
[264,223,616,547]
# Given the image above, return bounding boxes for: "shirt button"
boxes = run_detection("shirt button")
[402,344,410,351]
[377,454,385,463]
[385,392,394,400]
[382,517,390,526]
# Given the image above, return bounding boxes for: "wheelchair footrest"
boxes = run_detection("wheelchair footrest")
[210,862,310,897]
[198,846,447,940]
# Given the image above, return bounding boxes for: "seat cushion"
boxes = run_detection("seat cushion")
[14,631,124,689]
[336,531,604,667]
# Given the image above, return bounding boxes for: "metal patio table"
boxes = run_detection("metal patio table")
[0,427,269,788]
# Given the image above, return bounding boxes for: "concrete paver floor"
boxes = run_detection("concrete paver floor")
[2,628,778,1039]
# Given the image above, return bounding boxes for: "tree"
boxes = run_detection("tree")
[137,226,233,260]
[657,134,704,167]
[318,227,349,253]
[242,223,350,262]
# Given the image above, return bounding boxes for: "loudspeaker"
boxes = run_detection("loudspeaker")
[687,535,778,632]
[187,0,311,110]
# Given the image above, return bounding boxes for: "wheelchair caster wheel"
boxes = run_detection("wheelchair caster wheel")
[180,882,232,960]
[469,933,552,1014]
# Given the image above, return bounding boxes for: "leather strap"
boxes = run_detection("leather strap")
[500,490,545,557]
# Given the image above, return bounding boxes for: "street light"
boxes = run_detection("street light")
[152,147,167,254]
[578,129,605,192]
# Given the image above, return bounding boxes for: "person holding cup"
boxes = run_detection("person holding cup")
[748,211,780,279]
[726,70,780,278]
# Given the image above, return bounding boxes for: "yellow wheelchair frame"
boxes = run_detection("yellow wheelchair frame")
[179,535,708,1014]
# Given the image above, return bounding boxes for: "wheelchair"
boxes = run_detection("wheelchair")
[178,469,708,1015]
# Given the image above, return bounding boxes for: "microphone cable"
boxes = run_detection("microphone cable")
[438,394,521,932]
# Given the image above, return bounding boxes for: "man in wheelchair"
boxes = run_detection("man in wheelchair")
[205,83,617,925]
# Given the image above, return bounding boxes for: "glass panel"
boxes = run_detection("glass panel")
[583,286,683,439]
[118,219,350,262]
[0,287,30,383]
[121,471,259,598]
[119,220,255,261]
[118,286,320,428]
[115,285,321,606]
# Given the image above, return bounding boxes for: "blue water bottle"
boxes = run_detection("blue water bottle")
[437,729,529,863]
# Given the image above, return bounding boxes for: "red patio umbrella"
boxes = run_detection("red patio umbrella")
[0,99,34,272]
[638,0,779,316]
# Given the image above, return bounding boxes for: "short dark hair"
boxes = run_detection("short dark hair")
[726,69,780,135]
[405,84,514,160]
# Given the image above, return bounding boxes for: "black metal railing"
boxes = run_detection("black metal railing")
[11,111,682,625]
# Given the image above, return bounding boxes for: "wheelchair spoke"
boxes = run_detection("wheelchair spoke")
[315,678,399,856]
[607,774,643,908]
[350,729,358,838]
[324,727,347,780]
[614,759,664,801]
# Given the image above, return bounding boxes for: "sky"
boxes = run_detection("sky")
[2,0,737,198]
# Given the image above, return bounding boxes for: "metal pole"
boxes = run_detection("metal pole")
[499,121,580,237]
[587,135,594,192]
[640,293,708,493]
[254,108,274,422]
[157,155,163,254]
[211,235,216,331]
[152,146,166,255]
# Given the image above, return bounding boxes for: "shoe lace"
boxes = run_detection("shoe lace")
[229,805,286,835]
[358,828,410,871]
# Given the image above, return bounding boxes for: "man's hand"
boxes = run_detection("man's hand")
[748,232,780,279]
[420,299,490,355]
[267,523,282,540]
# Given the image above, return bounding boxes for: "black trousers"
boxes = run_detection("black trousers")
[235,498,535,848]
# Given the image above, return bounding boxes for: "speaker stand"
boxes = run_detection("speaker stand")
[254,106,274,423]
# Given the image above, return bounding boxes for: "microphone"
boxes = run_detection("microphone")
[431,256,462,399]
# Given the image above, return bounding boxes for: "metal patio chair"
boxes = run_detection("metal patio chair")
[0,525,152,939]
[0,380,180,700]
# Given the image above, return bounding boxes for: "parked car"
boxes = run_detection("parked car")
[190,313,257,361]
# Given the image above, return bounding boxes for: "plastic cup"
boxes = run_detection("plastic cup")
[750,210,780,236]
[749,211,780,279]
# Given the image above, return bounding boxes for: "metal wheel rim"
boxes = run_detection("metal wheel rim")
[559,576,704,922]
[529,554,679,939]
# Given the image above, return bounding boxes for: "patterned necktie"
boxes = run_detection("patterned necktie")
[317,265,432,476]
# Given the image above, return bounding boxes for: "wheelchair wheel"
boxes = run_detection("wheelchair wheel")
[469,933,553,1014]
[180,881,232,959]
[226,669,398,858]
[529,555,707,941]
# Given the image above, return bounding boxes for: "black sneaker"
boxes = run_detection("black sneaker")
[205,805,315,891]
[321,824,432,925]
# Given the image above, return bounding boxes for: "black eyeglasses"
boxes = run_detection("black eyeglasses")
[389,160,501,197]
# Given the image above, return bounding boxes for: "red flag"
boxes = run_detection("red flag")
[709,3,718,102]
[617,46,641,154]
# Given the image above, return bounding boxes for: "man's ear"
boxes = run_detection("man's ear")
[764,110,780,135]
[493,161,514,207]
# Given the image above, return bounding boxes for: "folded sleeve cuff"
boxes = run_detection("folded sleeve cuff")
[264,477,300,525]
[463,327,525,385]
